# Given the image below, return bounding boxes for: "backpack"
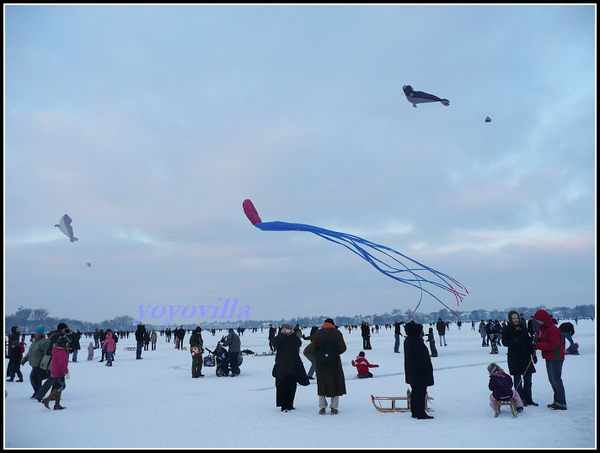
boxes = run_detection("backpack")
[317,333,338,363]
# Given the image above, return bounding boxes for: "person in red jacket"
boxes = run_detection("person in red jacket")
[533,309,567,410]
[351,351,379,378]
[42,335,69,410]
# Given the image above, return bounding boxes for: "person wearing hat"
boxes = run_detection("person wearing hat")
[42,335,70,410]
[33,322,70,402]
[189,327,205,378]
[404,321,434,419]
[222,328,241,376]
[21,327,51,397]
[271,323,310,412]
[487,362,524,415]
[308,318,347,414]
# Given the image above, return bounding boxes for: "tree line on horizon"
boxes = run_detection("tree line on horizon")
[4,304,595,335]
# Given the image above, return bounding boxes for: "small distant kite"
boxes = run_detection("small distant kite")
[87,262,92,267]
[403,85,450,108]
[17,305,24,311]
[485,116,492,123]
[242,199,467,320]
[55,214,78,242]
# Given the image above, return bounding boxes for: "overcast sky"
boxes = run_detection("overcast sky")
[4,4,596,325]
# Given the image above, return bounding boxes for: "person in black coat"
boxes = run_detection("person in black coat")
[501,310,538,406]
[271,324,309,412]
[404,321,434,419]
[135,324,146,359]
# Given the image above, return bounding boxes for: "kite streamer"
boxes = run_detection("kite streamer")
[243,199,467,320]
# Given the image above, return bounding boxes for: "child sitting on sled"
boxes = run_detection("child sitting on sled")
[488,363,524,414]
[352,351,379,379]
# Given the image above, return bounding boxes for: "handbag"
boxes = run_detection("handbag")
[39,354,52,371]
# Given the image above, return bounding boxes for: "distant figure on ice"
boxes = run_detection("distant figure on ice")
[87,342,94,361]
[361,321,372,350]
[351,351,379,378]
[426,327,438,357]
[189,327,204,378]
[436,318,447,347]
[393,320,404,353]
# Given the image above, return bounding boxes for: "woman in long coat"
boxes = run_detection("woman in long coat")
[306,318,347,414]
[271,324,309,412]
[502,310,537,406]
[404,321,434,419]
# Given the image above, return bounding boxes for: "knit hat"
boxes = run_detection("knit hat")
[57,322,68,331]
[487,363,503,374]
[324,318,335,326]
[358,351,365,357]
[35,326,45,334]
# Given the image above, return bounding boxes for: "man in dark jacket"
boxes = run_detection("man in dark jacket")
[135,324,146,359]
[189,327,204,378]
[404,321,434,419]
[436,318,447,346]
[309,318,346,415]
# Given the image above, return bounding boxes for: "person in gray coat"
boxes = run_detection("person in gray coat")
[222,328,241,376]
[21,327,50,397]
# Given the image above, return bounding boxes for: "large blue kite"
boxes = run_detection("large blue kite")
[243,199,467,319]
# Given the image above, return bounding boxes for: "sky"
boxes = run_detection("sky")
[4,320,596,448]
[4,4,597,325]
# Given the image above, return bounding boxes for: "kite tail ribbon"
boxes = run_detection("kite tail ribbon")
[243,199,467,319]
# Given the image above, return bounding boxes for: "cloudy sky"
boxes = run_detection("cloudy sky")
[4,4,596,325]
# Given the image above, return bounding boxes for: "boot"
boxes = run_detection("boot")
[43,390,59,410]
[54,391,66,410]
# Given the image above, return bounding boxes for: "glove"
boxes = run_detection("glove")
[532,354,538,364]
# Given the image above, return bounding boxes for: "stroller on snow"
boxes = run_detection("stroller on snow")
[204,342,243,377]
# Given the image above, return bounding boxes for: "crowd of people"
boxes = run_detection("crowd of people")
[6,309,580,415]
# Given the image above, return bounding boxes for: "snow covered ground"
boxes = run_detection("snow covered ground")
[4,318,596,449]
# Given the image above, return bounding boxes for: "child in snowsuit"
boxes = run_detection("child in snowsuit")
[351,351,379,378]
[87,342,95,361]
[488,363,523,415]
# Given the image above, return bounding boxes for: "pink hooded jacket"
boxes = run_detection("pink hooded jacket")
[102,332,116,353]
[51,345,69,378]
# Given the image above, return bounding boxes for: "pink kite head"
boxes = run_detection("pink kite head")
[243,199,262,225]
